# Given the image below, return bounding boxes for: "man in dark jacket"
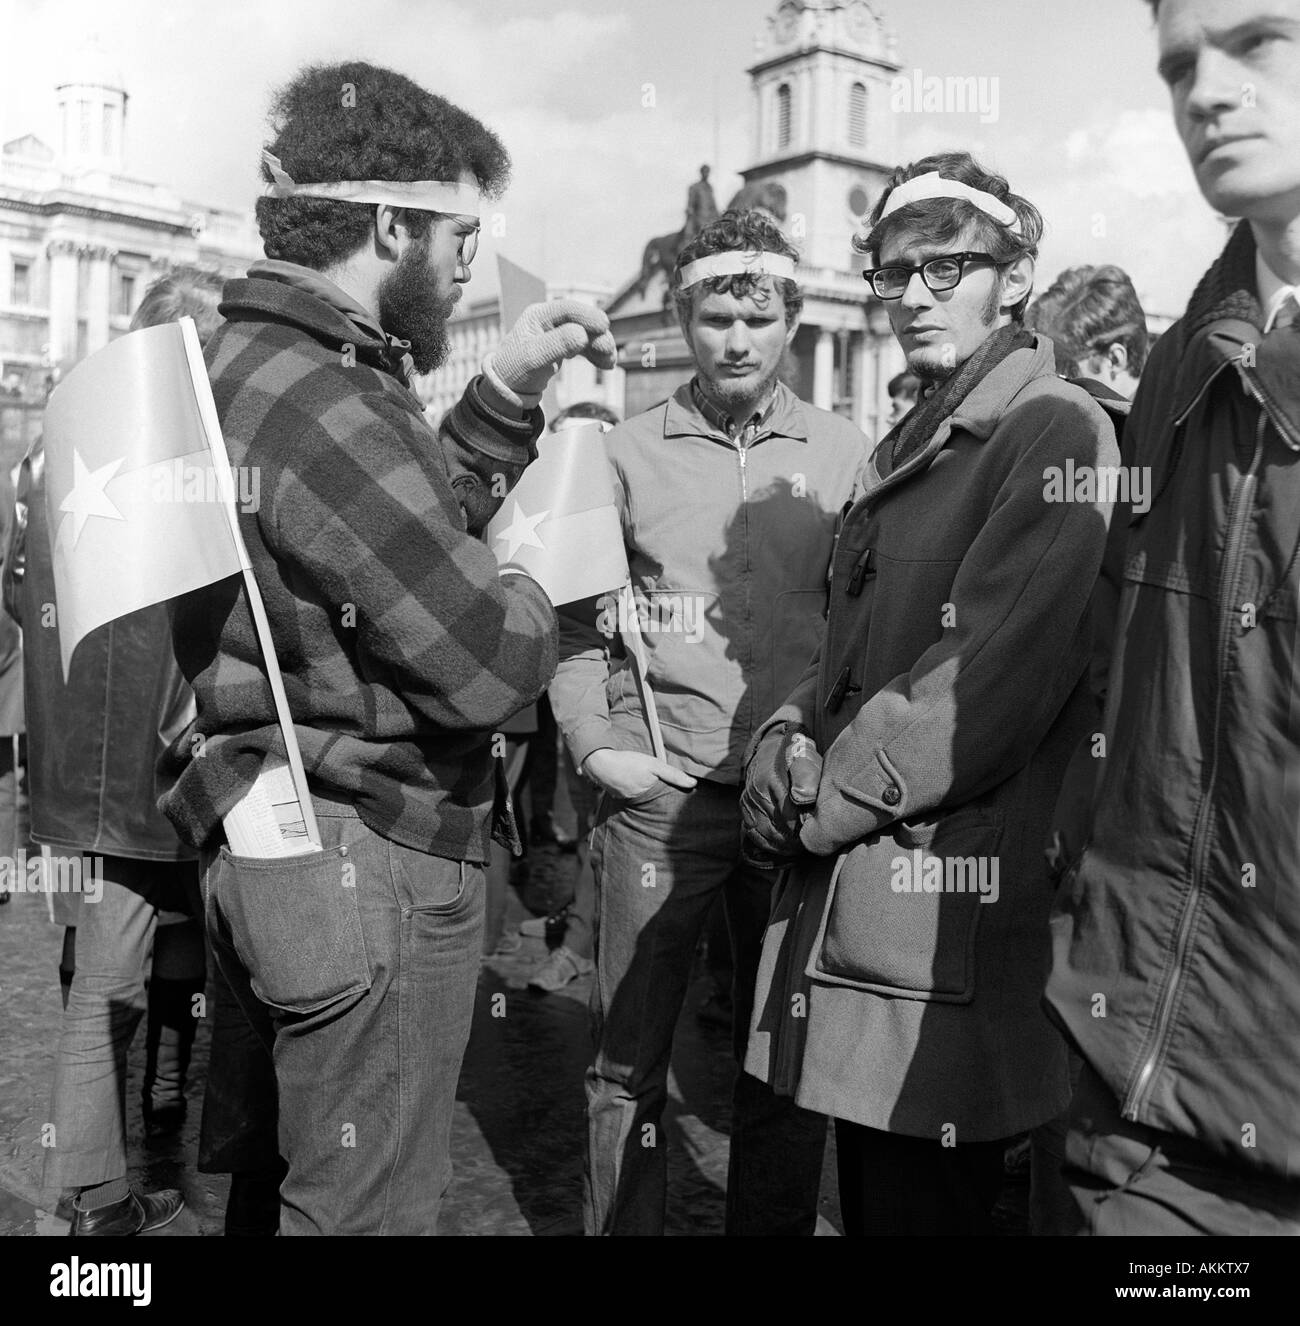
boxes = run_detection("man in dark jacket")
[1046,0,1300,1234]
[741,151,1118,1235]
[160,62,614,1236]
[4,272,220,1237]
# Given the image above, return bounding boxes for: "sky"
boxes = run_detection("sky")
[1,0,1231,317]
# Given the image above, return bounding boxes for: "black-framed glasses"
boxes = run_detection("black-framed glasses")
[863,251,1001,300]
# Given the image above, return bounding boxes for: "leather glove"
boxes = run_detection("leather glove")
[740,722,822,869]
[483,300,618,410]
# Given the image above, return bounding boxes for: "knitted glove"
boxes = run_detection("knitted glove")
[483,300,618,410]
[740,723,822,869]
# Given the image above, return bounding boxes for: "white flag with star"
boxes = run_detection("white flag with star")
[485,421,628,605]
[42,318,249,678]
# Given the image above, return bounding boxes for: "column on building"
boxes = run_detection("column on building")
[45,238,81,369]
[85,245,114,353]
[812,327,835,410]
[853,329,874,437]
[836,327,851,413]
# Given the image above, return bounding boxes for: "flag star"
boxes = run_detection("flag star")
[494,499,550,561]
[59,450,126,547]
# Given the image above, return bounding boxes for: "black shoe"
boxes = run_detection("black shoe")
[70,1187,184,1236]
[143,1100,187,1140]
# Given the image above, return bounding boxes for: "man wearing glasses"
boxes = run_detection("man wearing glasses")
[160,61,615,1235]
[741,151,1119,1234]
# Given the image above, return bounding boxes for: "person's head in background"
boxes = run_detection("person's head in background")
[130,269,225,343]
[1027,264,1148,399]
[549,401,621,434]
[886,369,921,425]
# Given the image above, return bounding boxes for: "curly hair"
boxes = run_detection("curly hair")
[671,210,803,329]
[1027,264,1149,376]
[255,61,510,271]
[854,151,1043,321]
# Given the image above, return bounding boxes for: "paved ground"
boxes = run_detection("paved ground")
[0,836,859,1237]
[0,825,1028,1238]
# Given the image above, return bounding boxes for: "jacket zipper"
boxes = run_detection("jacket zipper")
[1238,364,1300,450]
[1123,404,1267,1119]
[737,441,752,728]
[1170,359,1233,430]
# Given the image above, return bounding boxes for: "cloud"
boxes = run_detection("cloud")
[5,1,1231,320]
[482,101,750,296]
[1027,108,1228,316]
[4,0,696,299]
[894,107,1228,318]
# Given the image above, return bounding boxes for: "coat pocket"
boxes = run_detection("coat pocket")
[808,806,1004,1003]
[214,844,373,1015]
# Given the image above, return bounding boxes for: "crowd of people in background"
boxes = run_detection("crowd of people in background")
[1,0,1298,1239]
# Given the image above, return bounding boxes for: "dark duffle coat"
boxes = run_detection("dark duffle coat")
[745,334,1119,1142]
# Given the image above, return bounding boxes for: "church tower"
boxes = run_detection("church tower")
[742,0,900,271]
[603,0,906,432]
[56,48,127,176]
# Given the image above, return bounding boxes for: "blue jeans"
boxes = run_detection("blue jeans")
[42,857,202,1192]
[586,778,827,1235]
[202,794,485,1235]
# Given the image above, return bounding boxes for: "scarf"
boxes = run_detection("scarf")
[886,323,1035,471]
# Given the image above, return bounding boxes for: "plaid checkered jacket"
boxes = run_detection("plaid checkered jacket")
[160,270,557,861]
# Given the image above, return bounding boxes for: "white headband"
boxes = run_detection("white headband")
[261,150,481,219]
[879,171,1021,234]
[678,250,798,289]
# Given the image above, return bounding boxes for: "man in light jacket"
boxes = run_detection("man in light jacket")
[549,209,865,1235]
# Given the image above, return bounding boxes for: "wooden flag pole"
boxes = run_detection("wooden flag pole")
[179,318,322,849]
[619,581,666,761]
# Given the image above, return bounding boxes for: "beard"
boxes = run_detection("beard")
[376,235,457,375]
[699,362,782,417]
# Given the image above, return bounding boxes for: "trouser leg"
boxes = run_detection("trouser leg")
[42,864,157,1192]
[204,805,484,1235]
[143,909,206,1116]
[724,856,827,1236]
[583,783,728,1235]
[834,1118,1009,1235]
